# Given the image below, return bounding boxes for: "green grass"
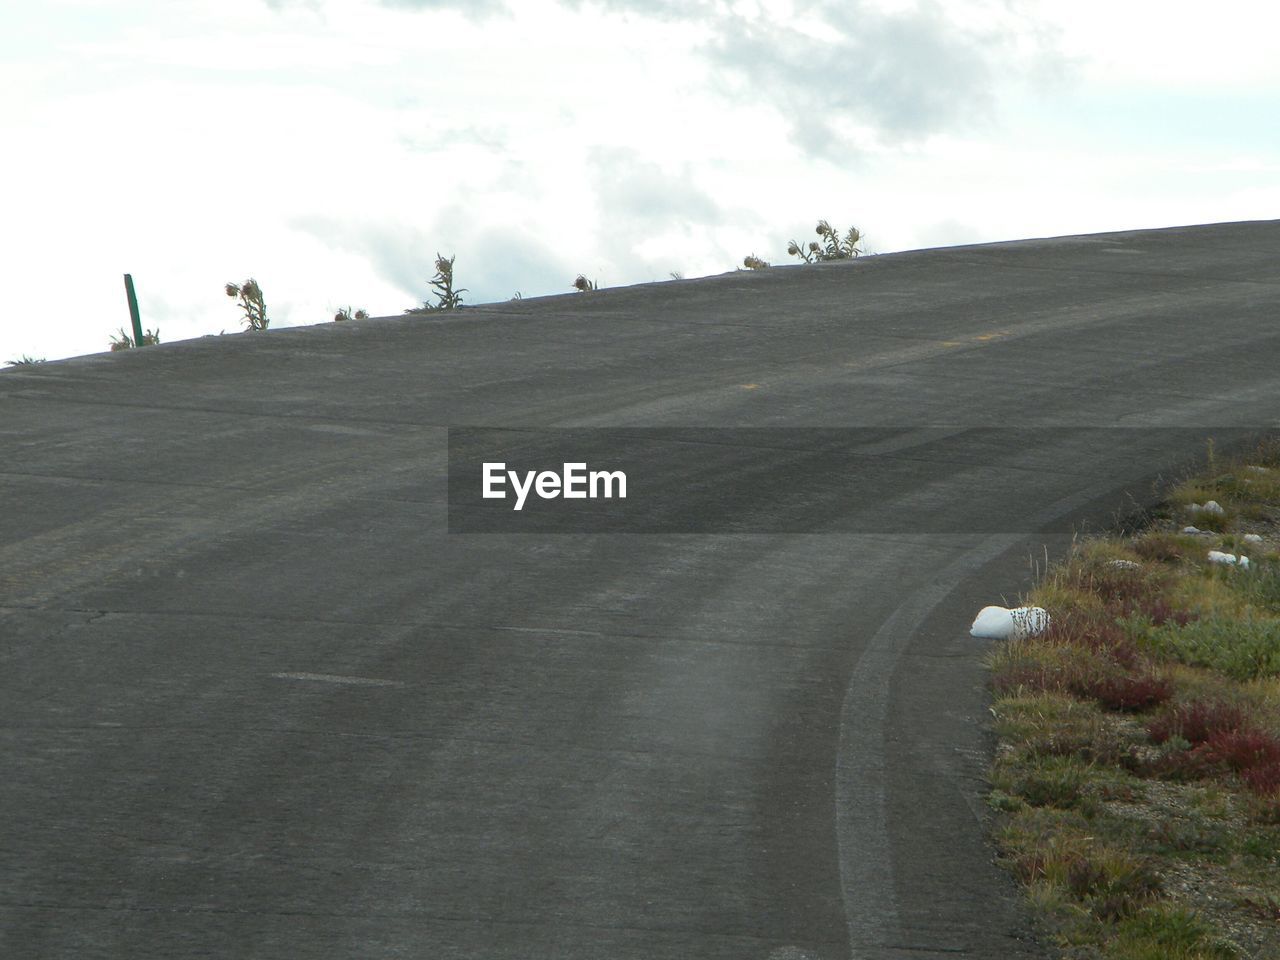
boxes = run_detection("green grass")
[1141,616,1280,681]
[1111,907,1236,959]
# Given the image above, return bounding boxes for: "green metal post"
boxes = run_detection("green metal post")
[123,274,144,347]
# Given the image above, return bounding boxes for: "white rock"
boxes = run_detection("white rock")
[1246,465,1272,473]
[1106,559,1141,570]
[1182,526,1202,534]
[1186,500,1225,515]
[1243,533,1264,543]
[1207,550,1250,569]
[970,605,1051,640]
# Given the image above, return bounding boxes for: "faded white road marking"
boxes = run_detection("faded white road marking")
[271,671,404,687]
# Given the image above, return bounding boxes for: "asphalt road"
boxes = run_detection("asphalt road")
[3,220,1279,959]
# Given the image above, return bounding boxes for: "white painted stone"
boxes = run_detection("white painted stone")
[1186,500,1225,515]
[1207,550,1250,569]
[970,605,1050,640]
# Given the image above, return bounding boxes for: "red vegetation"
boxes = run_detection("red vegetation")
[1140,597,1197,628]
[1241,763,1280,796]
[1148,700,1248,746]
[992,609,1172,712]
[1075,672,1174,713]
[1148,700,1280,795]
[1202,728,1280,773]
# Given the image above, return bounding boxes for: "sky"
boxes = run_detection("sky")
[2,0,1278,364]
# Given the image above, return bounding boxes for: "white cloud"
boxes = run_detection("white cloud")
[1040,1,1280,91]
[1,0,1276,364]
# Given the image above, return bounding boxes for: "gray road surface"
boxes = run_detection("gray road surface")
[3,220,1279,958]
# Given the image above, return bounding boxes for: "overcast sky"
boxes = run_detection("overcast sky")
[3,0,1278,363]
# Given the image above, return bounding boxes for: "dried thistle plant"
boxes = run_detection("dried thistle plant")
[333,306,370,322]
[408,253,466,313]
[742,254,770,270]
[788,219,862,263]
[573,275,598,293]
[109,327,160,351]
[225,279,269,331]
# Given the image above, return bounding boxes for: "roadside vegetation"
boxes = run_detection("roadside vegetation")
[6,216,868,362]
[988,437,1280,958]
[406,253,467,313]
[333,306,369,322]
[109,327,161,350]
[787,218,863,263]
[225,278,270,331]
[743,218,864,271]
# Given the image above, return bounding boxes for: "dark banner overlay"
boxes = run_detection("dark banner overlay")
[447,427,1273,534]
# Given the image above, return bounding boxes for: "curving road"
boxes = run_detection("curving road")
[3,220,1279,959]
